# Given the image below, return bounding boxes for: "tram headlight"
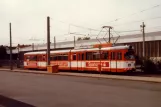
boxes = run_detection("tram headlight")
[128,64,131,67]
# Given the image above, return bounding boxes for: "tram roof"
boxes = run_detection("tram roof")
[24,50,71,55]
[71,45,129,52]
[24,45,130,55]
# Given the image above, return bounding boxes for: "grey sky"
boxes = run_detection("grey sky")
[0,0,161,46]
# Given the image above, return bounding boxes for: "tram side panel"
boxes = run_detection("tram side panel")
[50,52,70,70]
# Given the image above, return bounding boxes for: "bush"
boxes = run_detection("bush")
[143,59,158,73]
[157,61,161,70]
[77,37,82,41]
[135,55,143,65]
[77,37,91,41]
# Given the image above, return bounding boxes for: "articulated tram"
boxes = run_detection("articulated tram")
[24,44,136,72]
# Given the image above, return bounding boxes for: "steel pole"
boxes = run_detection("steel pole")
[47,17,50,65]
[9,23,13,70]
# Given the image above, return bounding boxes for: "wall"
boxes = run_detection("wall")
[125,40,161,58]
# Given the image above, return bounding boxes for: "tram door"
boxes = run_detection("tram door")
[37,55,41,69]
[111,51,117,72]
[116,51,122,72]
[77,53,82,71]
[37,55,46,69]
[111,51,121,72]
[72,53,77,70]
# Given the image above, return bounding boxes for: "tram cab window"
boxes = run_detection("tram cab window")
[26,56,30,61]
[86,52,93,60]
[30,55,37,61]
[124,51,135,60]
[102,52,109,60]
[124,46,135,60]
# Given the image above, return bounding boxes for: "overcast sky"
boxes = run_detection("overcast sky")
[0,0,161,46]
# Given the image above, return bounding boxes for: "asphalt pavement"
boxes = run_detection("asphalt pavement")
[0,71,161,107]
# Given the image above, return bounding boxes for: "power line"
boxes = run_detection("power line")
[147,25,161,29]
[51,14,161,36]
[112,16,161,27]
[50,14,159,35]
[49,3,161,33]
[111,25,161,34]
[64,26,161,36]
[50,17,102,32]
[102,3,161,25]
[50,4,161,39]
[117,30,141,33]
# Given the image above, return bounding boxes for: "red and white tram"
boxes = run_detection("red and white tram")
[24,44,136,72]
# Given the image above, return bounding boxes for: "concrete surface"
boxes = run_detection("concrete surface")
[0,71,161,107]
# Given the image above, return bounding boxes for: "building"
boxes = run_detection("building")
[7,31,161,60]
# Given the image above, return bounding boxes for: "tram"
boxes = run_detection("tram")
[24,44,135,72]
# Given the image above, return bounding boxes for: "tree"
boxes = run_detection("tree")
[83,37,90,40]
[0,45,7,60]
[77,37,91,41]
[77,37,82,41]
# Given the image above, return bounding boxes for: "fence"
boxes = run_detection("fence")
[0,60,24,68]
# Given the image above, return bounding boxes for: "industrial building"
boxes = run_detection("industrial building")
[6,31,161,60]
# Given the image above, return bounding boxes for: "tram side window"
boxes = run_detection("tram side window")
[58,55,62,61]
[58,56,61,60]
[93,52,100,60]
[78,54,82,60]
[63,55,68,60]
[53,56,57,60]
[42,55,46,61]
[86,52,93,60]
[82,54,84,60]
[117,52,122,60]
[50,56,52,60]
[111,52,115,60]
[50,55,57,61]
[73,54,76,60]
[102,52,109,60]
[51,54,68,61]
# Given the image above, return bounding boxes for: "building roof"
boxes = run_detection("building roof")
[7,31,161,54]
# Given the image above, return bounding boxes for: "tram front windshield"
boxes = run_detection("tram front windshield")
[124,50,135,60]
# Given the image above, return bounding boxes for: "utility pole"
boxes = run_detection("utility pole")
[140,22,146,58]
[17,44,20,68]
[74,36,76,48]
[109,27,112,43]
[47,16,50,65]
[9,23,13,70]
[54,36,56,49]
[32,43,34,51]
